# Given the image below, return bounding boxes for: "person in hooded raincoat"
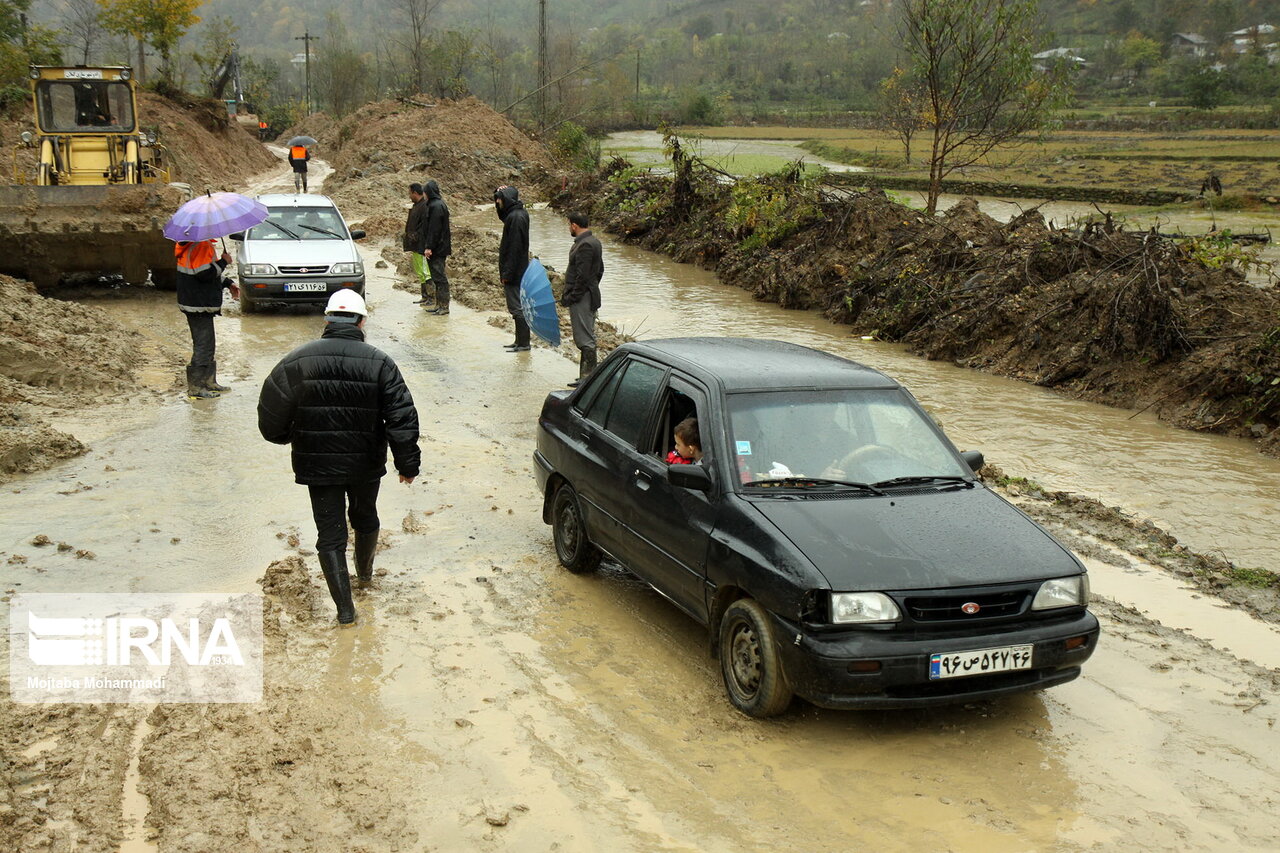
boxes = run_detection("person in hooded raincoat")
[493,185,530,351]
[423,180,452,315]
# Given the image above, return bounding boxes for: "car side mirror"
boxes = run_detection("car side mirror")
[668,464,712,492]
[349,229,366,240]
[228,232,245,241]
[960,450,984,474]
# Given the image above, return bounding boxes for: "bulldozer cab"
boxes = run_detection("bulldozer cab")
[22,66,169,186]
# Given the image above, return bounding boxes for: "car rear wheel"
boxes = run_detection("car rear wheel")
[552,484,601,574]
[718,598,793,718]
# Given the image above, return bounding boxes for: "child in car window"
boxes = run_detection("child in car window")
[665,417,703,465]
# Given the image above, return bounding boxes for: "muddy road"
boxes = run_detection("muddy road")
[3,156,1279,852]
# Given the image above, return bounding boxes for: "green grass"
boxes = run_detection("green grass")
[1221,566,1280,589]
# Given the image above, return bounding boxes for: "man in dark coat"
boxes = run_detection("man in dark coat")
[404,183,432,306]
[559,212,604,387]
[175,238,238,399]
[423,179,452,315]
[288,145,310,193]
[493,185,531,351]
[257,289,421,625]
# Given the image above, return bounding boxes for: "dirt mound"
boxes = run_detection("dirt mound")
[0,274,145,480]
[558,157,1280,453]
[287,97,554,223]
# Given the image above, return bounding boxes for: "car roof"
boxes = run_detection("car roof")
[256,193,339,209]
[623,338,901,391]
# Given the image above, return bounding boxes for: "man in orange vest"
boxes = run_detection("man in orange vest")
[258,119,268,141]
[175,239,239,399]
[288,144,310,192]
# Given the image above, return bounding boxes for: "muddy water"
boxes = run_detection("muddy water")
[606,129,866,173]
[527,210,1280,569]
[3,157,1279,852]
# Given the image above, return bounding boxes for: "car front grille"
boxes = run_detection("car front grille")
[278,265,330,275]
[903,590,1027,622]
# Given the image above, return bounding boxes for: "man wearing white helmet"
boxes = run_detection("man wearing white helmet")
[257,289,420,625]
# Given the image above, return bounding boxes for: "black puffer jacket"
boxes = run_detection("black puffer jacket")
[423,180,451,258]
[494,185,529,285]
[257,324,421,485]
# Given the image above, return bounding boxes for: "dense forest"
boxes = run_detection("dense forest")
[8,0,1280,128]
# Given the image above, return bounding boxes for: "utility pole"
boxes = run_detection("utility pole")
[295,30,319,114]
[537,0,548,133]
[635,45,641,102]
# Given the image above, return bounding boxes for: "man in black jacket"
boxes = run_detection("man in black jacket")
[175,238,238,399]
[494,185,531,351]
[257,290,421,625]
[559,212,604,387]
[404,183,432,306]
[423,180,452,315]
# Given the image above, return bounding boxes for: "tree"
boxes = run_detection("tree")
[1120,32,1162,81]
[878,66,923,163]
[891,0,1068,214]
[1,0,61,99]
[388,0,444,94]
[313,13,371,118]
[189,15,236,97]
[63,0,105,64]
[97,0,202,87]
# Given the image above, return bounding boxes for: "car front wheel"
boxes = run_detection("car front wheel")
[552,484,601,574]
[718,598,793,718]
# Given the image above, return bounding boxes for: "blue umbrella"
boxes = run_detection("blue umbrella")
[520,258,560,346]
[163,192,269,242]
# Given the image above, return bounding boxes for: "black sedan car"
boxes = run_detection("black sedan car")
[534,338,1098,717]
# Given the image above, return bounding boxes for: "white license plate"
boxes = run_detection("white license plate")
[284,282,327,292]
[929,644,1033,680]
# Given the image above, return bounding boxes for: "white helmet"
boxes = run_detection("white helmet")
[324,289,367,318]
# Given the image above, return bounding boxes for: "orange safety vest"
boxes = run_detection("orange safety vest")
[290,145,307,160]
[259,121,267,129]
[175,240,216,274]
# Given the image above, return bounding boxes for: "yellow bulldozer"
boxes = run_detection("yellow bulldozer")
[0,66,188,290]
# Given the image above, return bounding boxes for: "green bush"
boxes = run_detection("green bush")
[551,121,600,172]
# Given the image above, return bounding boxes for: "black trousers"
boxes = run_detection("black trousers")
[503,283,530,346]
[307,481,381,552]
[184,311,216,370]
[428,255,450,306]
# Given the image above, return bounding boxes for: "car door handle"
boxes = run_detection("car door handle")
[634,468,651,490]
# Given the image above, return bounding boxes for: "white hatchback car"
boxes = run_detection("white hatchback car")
[231,193,366,312]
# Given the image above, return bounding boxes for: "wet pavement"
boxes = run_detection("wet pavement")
[2,157,1278,852]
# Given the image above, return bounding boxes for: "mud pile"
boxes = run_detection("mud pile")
[0,274,143,480]
[557,158,1280,454]
[285,96,554,222]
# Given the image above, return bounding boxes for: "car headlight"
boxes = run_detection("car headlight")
[1032,575,1089,610]
[330,262,362,276]
[242,263,277,276]
[830,591,901,624]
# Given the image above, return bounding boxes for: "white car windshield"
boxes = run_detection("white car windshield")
[248,207,347,240]
[727,389,968,486]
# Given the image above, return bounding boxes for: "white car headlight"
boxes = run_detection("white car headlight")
[330,262,362,276]
[831,592,901,624]
[1032,575,1089,610]
[242,263,277,276]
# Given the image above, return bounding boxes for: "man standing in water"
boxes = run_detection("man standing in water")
[175,238,238,399]
[423,180,452,315]
[493,185,530,351]
[257,290,420,625]
[560,212,603,387]
[404,183,432,306]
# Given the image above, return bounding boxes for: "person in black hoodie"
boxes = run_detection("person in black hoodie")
[493,185,531,351]
[257,289,421,625]
[423,180,452,315]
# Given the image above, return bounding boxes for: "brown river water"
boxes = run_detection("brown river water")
[2,158,1277,851]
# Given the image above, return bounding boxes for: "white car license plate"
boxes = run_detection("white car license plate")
[929,644,1033,680]
[284,282,327,292]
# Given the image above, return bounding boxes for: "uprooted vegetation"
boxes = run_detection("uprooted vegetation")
[554,143,1280,455]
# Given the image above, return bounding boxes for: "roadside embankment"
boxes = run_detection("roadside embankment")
[553,155,1280,455]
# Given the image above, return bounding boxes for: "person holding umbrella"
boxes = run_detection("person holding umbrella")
[164,192,269,399]
[494,185,531,352]
[287,135,315,193]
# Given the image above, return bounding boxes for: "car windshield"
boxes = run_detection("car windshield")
[247,207,347,240]
[726,389,968,489]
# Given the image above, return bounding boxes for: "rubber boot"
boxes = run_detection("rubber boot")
[506,316,531,351]
[186,366,219,399]
[204,362,230,393]
[353,529,378,588]
[568,347,597,388]
[415,280,433,305]
[318,550,356,624]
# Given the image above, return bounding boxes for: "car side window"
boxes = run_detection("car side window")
[604,361,666,447]
[579,357,627,426]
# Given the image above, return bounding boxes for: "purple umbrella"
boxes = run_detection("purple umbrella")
[163,192,269,242]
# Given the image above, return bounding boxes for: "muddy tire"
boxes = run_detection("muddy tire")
[551,484,601,574]
[718,598,793,718]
